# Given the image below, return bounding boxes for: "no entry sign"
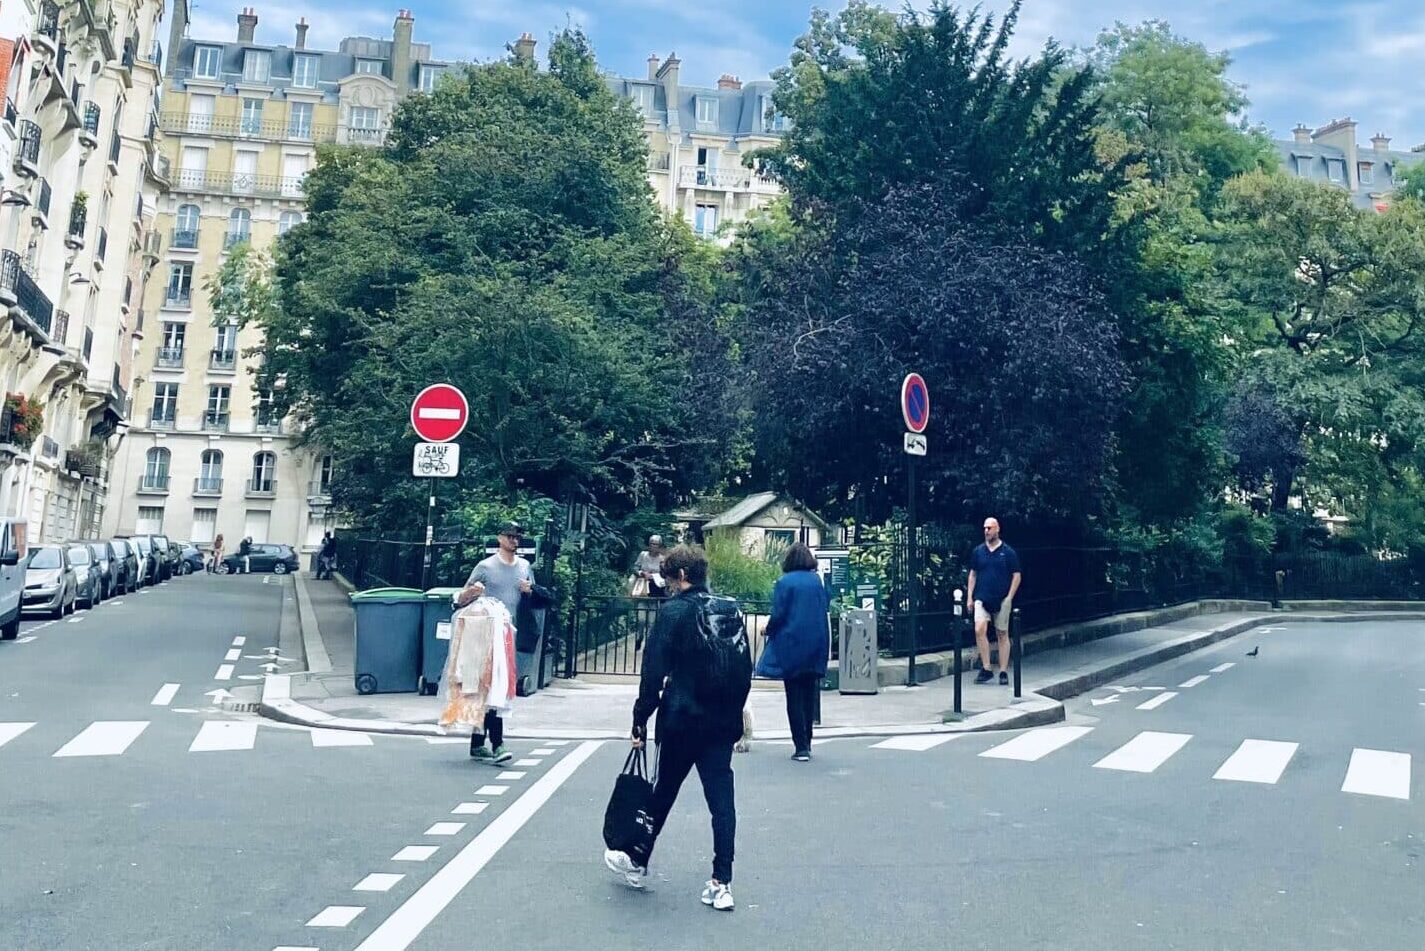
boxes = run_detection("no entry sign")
[901,373,930,434]
[410,384,469,443]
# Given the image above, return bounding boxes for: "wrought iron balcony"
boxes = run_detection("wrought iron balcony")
[0,250,54,337]
[147,412,175,431]
[155,346,184,368]
[171,168,307,199]
[171,228,198,250]
[203,412,230,432]
[209,349,237,372]
[108,130,121,165]
[80,102,101,144]
[53,310,69,346]
[41,436,59,459]
[66,203,86,248]
[164,288,192,309]
[33,4,59,53]
[160,111,335,143]
[3,98,16,129]
[14,121,41,176]
[194,476,224,496]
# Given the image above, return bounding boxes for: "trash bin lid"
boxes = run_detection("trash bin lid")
[424,587,464,600]
[350,587,425,603]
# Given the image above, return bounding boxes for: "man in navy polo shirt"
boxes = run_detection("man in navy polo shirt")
[967,517,1022,685]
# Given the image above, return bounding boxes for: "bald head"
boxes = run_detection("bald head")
[983,518,1001,544]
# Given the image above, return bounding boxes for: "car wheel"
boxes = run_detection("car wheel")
[214,562,231,575]
[272,562,288,575]
[1,613,18,640]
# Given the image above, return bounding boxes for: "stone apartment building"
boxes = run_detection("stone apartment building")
[104,5,449,553]
[1277,117,1424,210]
[0,0,168,544]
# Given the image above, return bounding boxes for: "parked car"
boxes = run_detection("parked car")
[217,543,300,575]
[0,518,26,640]
[75,540,113,601]
[177,543,204,575]
[66,543,102,609]
[149,535,177,581]
[108,538,141,594]
[121,535,158,587]
[23,545,77,618]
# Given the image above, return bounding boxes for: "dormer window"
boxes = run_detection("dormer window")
[633,85,654,115]
[696,97,719,125]
[1358,162,1374,185]
[1294,155,1311,177]
[1327,159,1345,183]
[242,49,271,83]
[195,46,222,79]
[356,59,384,76]
[294,54,319,89]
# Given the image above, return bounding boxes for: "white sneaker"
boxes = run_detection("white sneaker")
[700,880,734,911]
[604,849,646,889]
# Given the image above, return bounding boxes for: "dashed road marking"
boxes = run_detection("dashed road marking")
[311,729,374,748]
[1136,691,1178,711]
[451,802,488,815]
[151,683,181,706]
[981,726,1093,762]
[354,873,405,892]
[189,721,258,752]
[306,905,364,927]
[233,636,247,646]
[1179,675,1210,688]
[214,664,234,681]
[514,758,542,767]
[1209,662,1235,673]
[872,735,961,752]
[474,785,509,796]
[0,722,37,748]
[424,822,465,836]
[495,771,526,780]
[392,845,440,862]
[1342,749,1411,800]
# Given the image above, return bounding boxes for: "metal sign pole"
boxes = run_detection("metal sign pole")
[421,477,435,590]
[906,453,919,688]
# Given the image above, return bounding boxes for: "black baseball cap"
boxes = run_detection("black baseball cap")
[496,521,522,538]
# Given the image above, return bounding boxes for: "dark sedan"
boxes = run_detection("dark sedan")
[217,543,300,575]
[177,543,205,575]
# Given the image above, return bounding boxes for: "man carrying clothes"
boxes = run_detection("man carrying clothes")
[604,544,748,912]
[967,517,1022,686]
[455,522,550,766]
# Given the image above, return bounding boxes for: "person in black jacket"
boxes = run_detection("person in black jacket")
[605,544,741,912]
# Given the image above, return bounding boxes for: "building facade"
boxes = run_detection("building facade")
[105,5,448,553]
[0,0,168,544]
[606,53,787,240]
[1277,118,1424,210]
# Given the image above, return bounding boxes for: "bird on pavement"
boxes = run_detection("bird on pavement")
[1246,646,1259,657]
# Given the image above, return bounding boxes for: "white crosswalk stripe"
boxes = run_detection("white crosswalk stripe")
[189,721,258,752]
[1136,691,1178,710]
[872,734,961,751]
[311,728,374,748]
[1093,731,1193,773]
[980,726,1094,762]
[1209,662,1235,673]
[0,722,37,748]
[54,721,150,758]
[1341,749,1411,800]
[1214,739,1299,784]
[1179,675,1210,689]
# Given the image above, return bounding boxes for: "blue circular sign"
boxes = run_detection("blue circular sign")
[902,373,929,433]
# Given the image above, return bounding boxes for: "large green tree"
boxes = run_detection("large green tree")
[226,31,735,530]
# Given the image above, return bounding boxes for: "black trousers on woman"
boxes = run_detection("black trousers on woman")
[784,673,820,754]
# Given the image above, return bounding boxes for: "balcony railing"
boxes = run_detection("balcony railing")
[149,42,163,69]
[36,178,51,219]
[3,98,15,128]
[203,412,230,432]
[67,203,87,240]
[122,38,136,71]
[246,477,277,497]
[81,101,100,136]
[255,419,283,434]
[171,168,307,199]
[15,120,41,170]
[223,232,249,250]
[123,276,133,309]
[0,250,54,336]
[343,125,388,146]
[56,41,67,77]
[69,78,81,108]
[210,349,237,371]
[137,474,170,493]
[171,228,198,250]
[160,112,336,143]
[53,310,69,346]
[164,288,192,308]
[193,476,223,496]
[308,480,332,498]
[676,165,780,192]
[147,412,175,430]
[41,436,59,459]
[156,346,184,368]
[34,3,60,44]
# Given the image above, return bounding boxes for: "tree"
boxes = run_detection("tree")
[237,30,737,530]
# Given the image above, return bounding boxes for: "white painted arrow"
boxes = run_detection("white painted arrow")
[1091,696,1121,706]
[237,674,264,681]
[259,663,281,673]
[205,689,234,704]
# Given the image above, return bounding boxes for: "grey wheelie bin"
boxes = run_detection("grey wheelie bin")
[419,587,463,696]
[350,587,424,695]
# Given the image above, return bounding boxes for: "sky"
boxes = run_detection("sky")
[185,0,1425,148]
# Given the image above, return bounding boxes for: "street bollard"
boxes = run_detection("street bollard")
[952,588,964,715]
[1011,607,1022,699]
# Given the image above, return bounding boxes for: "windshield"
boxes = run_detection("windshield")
[68,547,90,565]
[28,547,62,569]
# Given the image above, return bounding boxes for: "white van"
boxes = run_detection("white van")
[0,518,27,640]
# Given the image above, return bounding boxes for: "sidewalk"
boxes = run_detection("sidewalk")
[258,575,1425,740]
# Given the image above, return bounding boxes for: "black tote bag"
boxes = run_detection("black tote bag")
[602,747,656,865]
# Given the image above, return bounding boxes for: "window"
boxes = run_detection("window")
[207,385,231,422]
[696,97,719,124]
[293,54,319,89]
[232,150,258,194]
[256,389,276,426]
[318,454,334,492]
[419,66,437,93]
[214,323,237,358]
[278,211,303,235]
[226,208,250,248]
[356,59,383,75]
[243,509,271,543]
[1328,159,1345,183]
[760,95,788,132]
[350,106,380,130]
[186,94,215,133]
[150,383,178,422]
[175,203,200,246]
[166,263,193,305]
[191,508,218,545]
[281,154,309,198]
[694,203,719,237]
[633,85,654,114]
[162,322,186,351]
[242,50,271,83]
[1294,155,1311,177]
[194,46,221,80]
[143,448,171,488]
[240,98,264,135]
[136,506,165,534]
[288,101,314,140]
[251,452,276,492]
[1359,162,1374,185]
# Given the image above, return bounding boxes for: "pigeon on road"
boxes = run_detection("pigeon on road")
[1246,646,1259,657]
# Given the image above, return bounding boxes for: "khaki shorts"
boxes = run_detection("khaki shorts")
[974,599,1013,631]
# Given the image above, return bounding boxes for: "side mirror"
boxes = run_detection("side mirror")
[1,549,19,566]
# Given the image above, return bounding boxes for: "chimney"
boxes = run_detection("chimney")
[1371,133,1391,153]
[294,17,309,50]
[392,10,414,95]
[647,53,660,80]
[514,32,537,63]
[656,51,680,116]
[717,74,741,91]
[1292,124,1311,145]
[166,0,191,78]
[237,7,258,44]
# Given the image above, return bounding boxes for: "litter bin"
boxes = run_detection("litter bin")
[838,608,879,695]
[420,587,463,696]
[351,587,424,695]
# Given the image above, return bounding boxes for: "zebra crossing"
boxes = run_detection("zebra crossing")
[0,717,403,758]
[871,726,1417,801]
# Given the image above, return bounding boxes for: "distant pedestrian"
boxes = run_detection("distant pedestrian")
[605,544,751,911]
[755,543,830,762]
[455,522,550,766]
[238,537,252,574]
[209,534,224,574]
[632,535,667,598]
[967,517,1021,685]
[317,532,336,579]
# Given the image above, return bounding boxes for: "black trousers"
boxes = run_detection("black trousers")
[469,710,504,751]
[645,734,736,884]
[784,673,820,753]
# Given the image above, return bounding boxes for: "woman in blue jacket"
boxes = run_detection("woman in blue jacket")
[756,543,831,761]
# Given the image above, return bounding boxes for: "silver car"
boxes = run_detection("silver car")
[23,545,77,618]
[66,543,102,609]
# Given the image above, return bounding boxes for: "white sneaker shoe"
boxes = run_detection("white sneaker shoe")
[700,880,734,911]
[604,849,646,889]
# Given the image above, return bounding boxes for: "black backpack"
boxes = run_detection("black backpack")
[690,593,752,708]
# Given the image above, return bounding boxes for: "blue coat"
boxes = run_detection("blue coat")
[755,569,831,680]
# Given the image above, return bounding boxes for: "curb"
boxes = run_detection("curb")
[293,572,332,674]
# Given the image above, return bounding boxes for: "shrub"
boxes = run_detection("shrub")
[704,531,781,602]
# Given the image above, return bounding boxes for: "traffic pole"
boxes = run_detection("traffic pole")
[1012,607,1022,699]
[906,453,919,688]
[952,587,964,714]
[420,477,435,590]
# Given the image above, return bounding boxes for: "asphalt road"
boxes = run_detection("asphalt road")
[2,588,1421,951]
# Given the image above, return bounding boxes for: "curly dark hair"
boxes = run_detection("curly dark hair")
[782,542,817,573]
[661,544,708,586]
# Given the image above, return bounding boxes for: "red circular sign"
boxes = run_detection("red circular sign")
[410,384,469,443]
[901,373,930,434]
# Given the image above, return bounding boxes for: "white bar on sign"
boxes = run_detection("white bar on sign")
[1341,749,1411,800]
[980,726,1094,762]
[1093,731,1192,773]
[1179,675,1210,689]
[53,721,149,757]
[1213,739,1299,784]
[871,735,961,752]
[1136,691,1178,710]
[416,408,461,420]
